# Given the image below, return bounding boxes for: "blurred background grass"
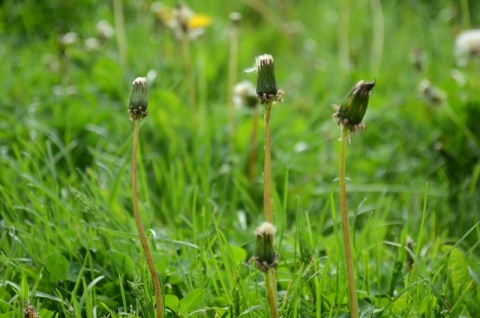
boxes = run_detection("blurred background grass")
[1,0,479,316]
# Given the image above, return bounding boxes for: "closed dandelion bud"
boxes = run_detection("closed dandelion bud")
[256,54,278,96]
[252,222,279,272]
[246,54,284,105]
[333,80,375,135]
[128,77,148,123]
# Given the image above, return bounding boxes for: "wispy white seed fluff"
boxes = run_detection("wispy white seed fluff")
[454,29,480,66]
[257,54,274,68]
[133,77,147,86]
[254,222,276,236]
[245,54,274,73]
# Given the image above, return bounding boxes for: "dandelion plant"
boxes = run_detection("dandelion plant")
[247,54,284,318]
[128,77,163,318]
[332,80,376,318]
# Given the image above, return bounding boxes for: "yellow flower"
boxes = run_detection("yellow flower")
[151,3,211,40]
[188,14,212,30]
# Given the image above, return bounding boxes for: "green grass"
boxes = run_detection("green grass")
[1,0,480,317]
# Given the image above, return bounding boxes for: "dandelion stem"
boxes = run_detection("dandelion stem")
[113,0,127,69]
[132,121,163,318]
[265,269,279,318]
[227,15,240,141]
[263,102,278,317]
[339,0,351,73]
[248,106,259,186]
[264,103,273,223]
[460,0,471,29]
[369,0,384,78]
[182,35,196,115]
[339,128,358,318]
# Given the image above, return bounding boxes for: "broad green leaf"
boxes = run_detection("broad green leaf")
[0,287,11,312]
[230,245,247,265]
[180,288,204,315]
[419,295,437,314]
[443,246,469,298]
[38,308,55,318]
[45,253,70,281]
[392,293,409,315]
[105,250,134,277]
[165,294,180,314]
[152,252,169,273]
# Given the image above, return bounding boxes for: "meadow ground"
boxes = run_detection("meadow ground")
[1,0,480,317]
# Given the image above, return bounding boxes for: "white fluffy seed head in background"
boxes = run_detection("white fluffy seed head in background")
[454,29,480,66]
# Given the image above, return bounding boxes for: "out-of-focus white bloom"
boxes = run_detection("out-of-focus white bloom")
[450,68,467,87]
[233,81,258,109]
[172,4,211,40]
[173,4,194,30]
[146,69,157,84]
[152,3,211,40]
[84,37,100,52]
[229,12,241,25]
[454,29,480,66]
[96,20,115,40]
[418,79,447,107]
[150,2,165,15]
[294,142,308,153]
[59,32,78,46]
[53,85,77,96]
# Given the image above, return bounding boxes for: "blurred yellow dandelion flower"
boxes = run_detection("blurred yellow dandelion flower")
[188,14,212,29]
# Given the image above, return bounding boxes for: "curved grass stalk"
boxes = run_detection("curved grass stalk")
[339,129,358,318]
[132,121,163,318]
[263,102,278,318]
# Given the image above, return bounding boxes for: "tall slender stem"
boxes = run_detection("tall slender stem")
[369,0,384,78]
[227,17,240,140]
[182,36,196,114]
[460,0,471,29]
[263,102,278,317]
[339,0,351,74]
[248,107,259,186]
[132,121,163,318]
[339,129,358,318]
[265,269,279,318]
[263,103,273,223]
[113,0,127,69]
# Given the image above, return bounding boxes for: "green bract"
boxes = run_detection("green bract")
[256,54,278,96]
[253,222,279,272]
[128,77,148,122]
[337,80,375,126]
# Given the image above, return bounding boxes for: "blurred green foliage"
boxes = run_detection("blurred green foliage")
[0,0,479,316]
